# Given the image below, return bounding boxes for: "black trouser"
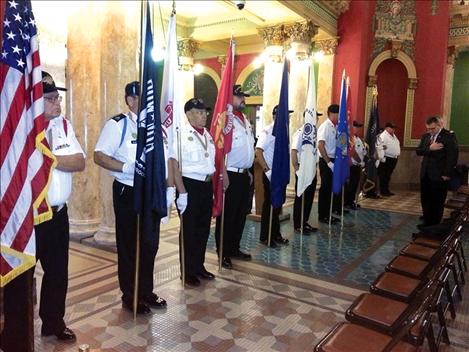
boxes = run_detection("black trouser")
[345,165,362,206]
[113,180,159,303]
[378,157,398,194]
[318,158,342,219]
[260,174,281,241]
[215,171,250,257]
[35,205,69,334]
[293,174,317,228]
[180,177,213,276]
[421,175,449,226]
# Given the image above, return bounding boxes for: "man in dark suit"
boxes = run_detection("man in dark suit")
[416,116,458,227]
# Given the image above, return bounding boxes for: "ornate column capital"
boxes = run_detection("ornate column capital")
[178,38,199,71]
[314,37,339,55]
[257,24,286,47]
[284,21,318,45]
[408,78,418,90]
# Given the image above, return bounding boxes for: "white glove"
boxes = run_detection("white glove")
[176,193,188,214]
[122,162,135,174]
[327,161,334,171]
[166,186,175,209]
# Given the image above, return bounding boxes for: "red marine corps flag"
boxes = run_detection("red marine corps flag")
[209,40,235,217]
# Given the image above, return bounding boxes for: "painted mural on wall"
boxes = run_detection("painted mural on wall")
[241,67,264,97]
[372,0,416,59]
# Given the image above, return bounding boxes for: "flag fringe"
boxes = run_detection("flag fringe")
[0,246,36,287]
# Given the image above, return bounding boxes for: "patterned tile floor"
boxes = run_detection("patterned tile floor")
[33,191,469,351]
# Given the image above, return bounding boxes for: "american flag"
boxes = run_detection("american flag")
[0,0,55,287]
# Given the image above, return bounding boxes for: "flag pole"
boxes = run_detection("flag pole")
[301,194,305,235]
[218,158,227,272]
[341,185,344,227]
[177,128,186,285]
[132,0,146,321]
[328,191,333,227]
[268,205,273,247]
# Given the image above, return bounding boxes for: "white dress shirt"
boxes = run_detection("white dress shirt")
[226,112,255,170]
[46,115,85,206]
[95,111,138,186]
[378,130,401,159]
[177,125,215,181]
[317,118,336,158]
[256,122,275,170]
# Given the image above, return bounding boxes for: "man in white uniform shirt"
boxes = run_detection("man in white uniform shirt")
[215,85,255,268]
[174,98,216,287]
[317,104,341,224]
[377,122,401,196]
[291,111,322,234]
[345,121,366,209]
[36,72,85,342]
[256,105,291,247]
[94,82,175,314]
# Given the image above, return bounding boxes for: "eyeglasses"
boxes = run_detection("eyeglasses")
[44,95,62,104]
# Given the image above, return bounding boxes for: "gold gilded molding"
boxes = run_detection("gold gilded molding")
[368,75,377,87]
[257,24,286,47]
[408,78,418,90]
[318,0,350,16]
[217,55,227,70]
[284,21,318,45]
[177,38,199,58]
[314,37,339,55]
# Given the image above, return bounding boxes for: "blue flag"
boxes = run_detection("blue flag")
[332,74,349,194]
[271,60,290,209]
[134,3,167,236]
[363,93,380,192]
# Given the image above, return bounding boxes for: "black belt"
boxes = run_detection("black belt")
[51,204,64,213]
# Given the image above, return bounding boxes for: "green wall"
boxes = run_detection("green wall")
[450,50,469,146]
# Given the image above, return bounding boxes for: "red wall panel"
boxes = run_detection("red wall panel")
[376,59,408,142]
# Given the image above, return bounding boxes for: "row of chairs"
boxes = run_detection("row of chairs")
[314,186,469,352]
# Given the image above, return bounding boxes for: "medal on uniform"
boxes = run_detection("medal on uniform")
[188,136,193,141]
[193,130,210,158]
[132,132,137,139]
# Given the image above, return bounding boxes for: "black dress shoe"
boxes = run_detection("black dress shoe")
[198,270,215,280]
[233,250,252,261]
[333,209,349,216]
[185,275,201,287]
[221,256,233,269]
[41,327,77,343]
[122,300,151,314]
[275,236,289,245]
[304,224,318,232]
[143,293,167,309]
[294,227,311,235]
[319,216,339,224]
[260,239,277,247]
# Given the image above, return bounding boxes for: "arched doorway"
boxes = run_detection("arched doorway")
[376,59,408,142]
[194,73,219,127]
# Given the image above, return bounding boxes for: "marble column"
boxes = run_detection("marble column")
[258,24,286,126]
[285,21,318,135]
[94,1,140,245]
[66,2,104,238]
[178,39,199,114]
[443,46,459,128]
[315,37,338,125]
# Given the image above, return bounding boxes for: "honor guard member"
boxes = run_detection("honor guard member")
[345,121,365,209]
[291,111,322,234]
[256,105,291,247]
[94,81,167,314]
[215,85,255,268]
[175,98,216,287]
[377,122,401,196]
[317,104,341,224]
[36,72,85,342]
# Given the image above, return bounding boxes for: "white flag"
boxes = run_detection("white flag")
[296,60,318,197]
[160,12,180,223]
[160,12,180,162]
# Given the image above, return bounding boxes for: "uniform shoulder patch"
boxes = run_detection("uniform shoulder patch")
[111,113,126,122]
